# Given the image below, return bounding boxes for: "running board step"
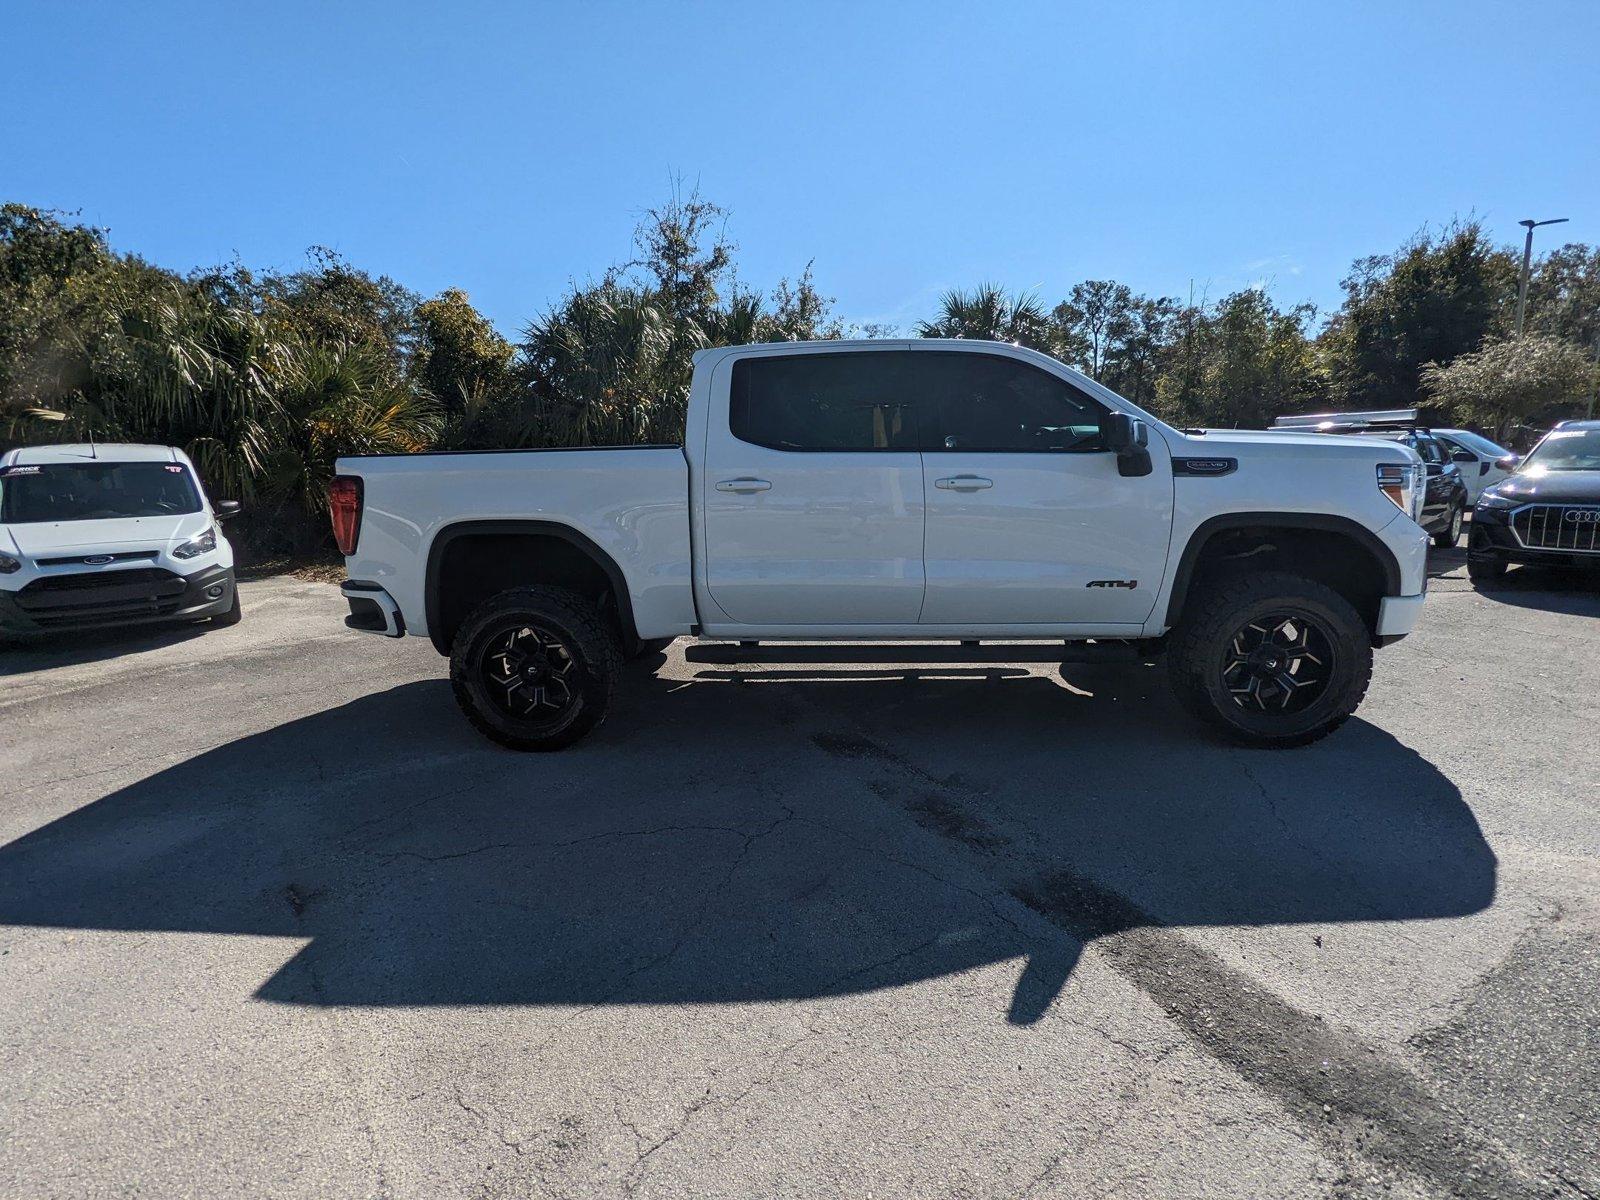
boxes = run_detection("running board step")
[684,640,1164,666]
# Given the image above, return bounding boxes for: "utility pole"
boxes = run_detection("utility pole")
[1514,217,1568,337]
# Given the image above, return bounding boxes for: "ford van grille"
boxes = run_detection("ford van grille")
[15,567,188,625]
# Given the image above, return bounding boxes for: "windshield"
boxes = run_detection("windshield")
[1444,430,1512,459]
[0,462,203,523]
[1519,429,1600,473]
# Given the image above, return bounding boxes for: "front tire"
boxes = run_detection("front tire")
[1433,505,1464,548]
[449,586,621,751]
[1168,571,1373,748]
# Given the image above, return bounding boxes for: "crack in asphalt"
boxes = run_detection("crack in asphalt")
[801,710,1552,1200]
[618,1023,828,1196]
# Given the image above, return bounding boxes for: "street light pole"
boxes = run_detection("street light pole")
[1514,217,1569,337]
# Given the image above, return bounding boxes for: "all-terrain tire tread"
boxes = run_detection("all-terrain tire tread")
[1168,570,1372,748]
[449,585,622,751]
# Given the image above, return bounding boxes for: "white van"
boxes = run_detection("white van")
[0,443,241,639]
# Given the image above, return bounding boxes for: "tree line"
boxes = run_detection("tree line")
[2,193,1596,553]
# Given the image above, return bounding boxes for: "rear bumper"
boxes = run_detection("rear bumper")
[0,565,235,637]
[341,580,405,637]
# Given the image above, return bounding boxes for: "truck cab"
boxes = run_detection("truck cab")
[335,340,1429,751]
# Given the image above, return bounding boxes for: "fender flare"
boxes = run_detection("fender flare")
[424,519,639,654]
[1163,512,1403,629]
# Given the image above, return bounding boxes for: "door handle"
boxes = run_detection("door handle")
[934,475,994,491]
[715,478,772,493]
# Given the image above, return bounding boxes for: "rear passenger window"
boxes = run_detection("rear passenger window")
[730,354,917,451]
[915,352,1106,452]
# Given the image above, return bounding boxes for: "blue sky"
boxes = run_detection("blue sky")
[5,1,1595,338]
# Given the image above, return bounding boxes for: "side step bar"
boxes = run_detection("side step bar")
[683,639,1164,666]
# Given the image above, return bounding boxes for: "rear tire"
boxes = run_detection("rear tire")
[1433,505,1464,548]
[449,586,621,751]
[1168,571,1372,748]
[211,589,243,626]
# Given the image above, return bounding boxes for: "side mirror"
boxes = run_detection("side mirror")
[1494,454,1521,471]
[1451,449,1475,463]
[1102,412,1153,477]
[214,500,242,521]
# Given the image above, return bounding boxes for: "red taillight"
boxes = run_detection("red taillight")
[329,475,363,556]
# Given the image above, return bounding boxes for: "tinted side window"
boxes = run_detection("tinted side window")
[1413,435,1446,464]
[915,352,1105,452]
[730,354,917,452]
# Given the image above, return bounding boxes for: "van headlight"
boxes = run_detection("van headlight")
[1376,463,1425,523]
[172,526,218,560]
[0,553,20,575]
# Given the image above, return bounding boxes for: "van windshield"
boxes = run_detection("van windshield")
[0,462,203,523]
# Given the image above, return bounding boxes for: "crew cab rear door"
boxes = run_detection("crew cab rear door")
[911,348,1173,626]
[698,347,925,626]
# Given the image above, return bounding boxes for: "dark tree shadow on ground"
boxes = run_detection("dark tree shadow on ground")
[0,658,1496,1024]
[0,621,213,676]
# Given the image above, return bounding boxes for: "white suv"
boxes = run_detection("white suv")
[0,443,241,640]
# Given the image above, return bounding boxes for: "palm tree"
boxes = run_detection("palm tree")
[916,284,1051,349]
[263,339,440,526]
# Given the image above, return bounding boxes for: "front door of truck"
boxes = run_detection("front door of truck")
[911,349,1173,626]
[699,348,925,626]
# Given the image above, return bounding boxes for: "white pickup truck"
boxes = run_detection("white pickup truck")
[333,340,1429,750]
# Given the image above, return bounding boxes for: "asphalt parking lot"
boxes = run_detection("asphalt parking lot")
[2,550,1598,1200]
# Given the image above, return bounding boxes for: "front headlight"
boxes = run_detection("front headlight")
[1377,462,1426,523]
[171,526,218,560]
[0,553,21,575]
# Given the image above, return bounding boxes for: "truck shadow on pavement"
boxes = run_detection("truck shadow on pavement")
[0,661,1497,1025]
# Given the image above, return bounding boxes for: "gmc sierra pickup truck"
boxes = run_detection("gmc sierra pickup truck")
[333,339,1429,750]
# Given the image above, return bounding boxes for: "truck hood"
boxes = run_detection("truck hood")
[2,512,211,555]
[1169,428,1417,461]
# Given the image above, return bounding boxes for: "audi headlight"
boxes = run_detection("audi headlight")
[0,553,20,575]
[1376,462,1425,523]
[171,526,218,560]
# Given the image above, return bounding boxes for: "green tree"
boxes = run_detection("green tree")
[1325,221,1518,407]
[1524,243,1600,350]
[1421,335,1595,444]
[413,288,514,414]
[258,247,421,381]
[916,284,1050,348]
[1050,280,1134,378]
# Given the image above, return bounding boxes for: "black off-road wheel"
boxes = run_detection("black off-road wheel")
[1433,505,1464,549]
[449,586,621,751]
[1168,571,1373,748]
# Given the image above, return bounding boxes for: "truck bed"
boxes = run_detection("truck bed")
[337,445,694,643]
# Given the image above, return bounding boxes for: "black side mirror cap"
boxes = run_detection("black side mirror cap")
[1494,454,1521,471]
[1103,412,1154,476]
[214,500,242,520]
[1451,450,1475,463]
